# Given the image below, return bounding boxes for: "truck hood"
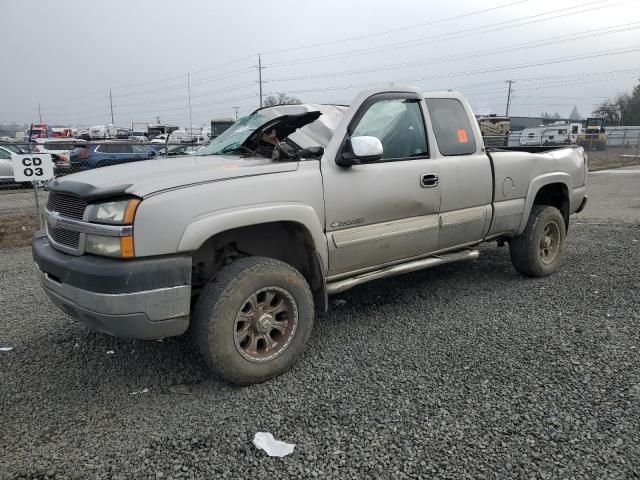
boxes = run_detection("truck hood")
[47,155,299,200]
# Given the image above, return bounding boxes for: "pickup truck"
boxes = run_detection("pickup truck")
[33,87,588,385]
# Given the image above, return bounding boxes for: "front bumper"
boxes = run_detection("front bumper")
[32,231,192,339]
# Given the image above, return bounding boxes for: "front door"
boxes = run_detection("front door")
[322,92,441,278]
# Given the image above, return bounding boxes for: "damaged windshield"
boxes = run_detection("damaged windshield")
[195,109,325,160]
[196,113,267,156]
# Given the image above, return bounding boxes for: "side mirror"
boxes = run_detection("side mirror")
[336,135,383,166]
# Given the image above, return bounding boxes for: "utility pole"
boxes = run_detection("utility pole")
[505,80,515,117]
[109,90,114,124]
[187,72,193,139]
[233,106,239,120]
[258,53,264,108]
[37,103,42,124]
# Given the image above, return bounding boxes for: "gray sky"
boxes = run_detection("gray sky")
[2,0,639,128]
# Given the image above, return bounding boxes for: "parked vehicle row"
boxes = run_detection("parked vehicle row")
[0,138,197,187]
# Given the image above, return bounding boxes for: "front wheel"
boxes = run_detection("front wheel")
[192,256,314,385]
[509,205,566,277]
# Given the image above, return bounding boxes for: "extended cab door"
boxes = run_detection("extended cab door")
[423,95,493,250]
[322,90,442,278]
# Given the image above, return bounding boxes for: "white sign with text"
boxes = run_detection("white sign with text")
[11,154,54,182]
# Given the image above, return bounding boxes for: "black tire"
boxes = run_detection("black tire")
[192,256,314,385]
[509,205,566,277]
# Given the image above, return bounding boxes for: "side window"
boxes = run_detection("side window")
[351,98,428,160]
[108,144,131,154]
[425,98,477,156]
[132,144,149,153]
[0,149,10,159]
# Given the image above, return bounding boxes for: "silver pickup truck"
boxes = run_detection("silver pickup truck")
[33,87,588,384]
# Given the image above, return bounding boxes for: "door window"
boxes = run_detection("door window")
[425,98,477,156]
[351,99,428,160]
[132,144,150,154]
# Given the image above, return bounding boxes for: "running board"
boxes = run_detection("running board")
[326,249,480,295]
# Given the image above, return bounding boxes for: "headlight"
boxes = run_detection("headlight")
[85,198,139,258]
[88,199,140,225]
[85,234,135,258]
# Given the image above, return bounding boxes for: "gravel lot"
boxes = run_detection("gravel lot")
[1,170,639,479]
[0,188,47,217]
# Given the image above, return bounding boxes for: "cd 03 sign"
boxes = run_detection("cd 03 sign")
[12,154,54,182]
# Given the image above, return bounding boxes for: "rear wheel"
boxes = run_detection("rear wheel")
[509,205,566,277]
[192,256,314,385]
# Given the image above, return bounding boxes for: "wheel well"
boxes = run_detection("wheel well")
[533,183,570,229]
[191,221,326,311]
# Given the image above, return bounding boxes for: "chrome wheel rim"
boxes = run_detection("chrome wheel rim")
[539,221,561,264]
[233,287,298,363]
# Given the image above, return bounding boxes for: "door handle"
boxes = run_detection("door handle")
[420,173,439,188]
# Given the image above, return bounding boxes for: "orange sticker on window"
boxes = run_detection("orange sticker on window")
[457,129,468,143]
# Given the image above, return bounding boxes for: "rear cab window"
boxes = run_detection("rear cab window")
[425,98,477,156]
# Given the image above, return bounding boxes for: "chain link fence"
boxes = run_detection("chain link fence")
[1,131,640,250]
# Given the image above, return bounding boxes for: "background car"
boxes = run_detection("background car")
[69,142,156,171]
[0,143,27,154]
[32,138,86,172]
[128,134,148,143]
[0,146,15,185]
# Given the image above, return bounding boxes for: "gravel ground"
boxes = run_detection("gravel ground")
[1,171,639,479]
[0,189,47,217]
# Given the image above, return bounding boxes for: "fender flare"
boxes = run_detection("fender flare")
[177,202,328,272]
[517,173,571,235]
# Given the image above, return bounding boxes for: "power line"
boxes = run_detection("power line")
[261,0,531,55]
[462,69,640,96]
[265,0,628,67]
[264,22,640,83]
[108,54,256,91]
[263,46,640,97]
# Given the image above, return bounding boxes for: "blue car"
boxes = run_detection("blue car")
[69,142,156,171]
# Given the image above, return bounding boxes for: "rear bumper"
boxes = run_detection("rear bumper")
[32,231,191,339]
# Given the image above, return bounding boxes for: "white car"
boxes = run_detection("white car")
[32,138,86,171]
[0,146,15,184]
[150,134,170,144]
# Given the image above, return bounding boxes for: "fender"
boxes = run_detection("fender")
[517,172,571,235]
[177,202,329,271]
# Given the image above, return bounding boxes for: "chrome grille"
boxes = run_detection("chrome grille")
[48,225,81,249]
[46,192,87,220]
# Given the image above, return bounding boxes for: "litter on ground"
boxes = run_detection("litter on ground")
[252,432,295,457]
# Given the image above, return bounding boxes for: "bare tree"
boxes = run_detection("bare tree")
[263,93,302,107]
[592,101,620,125]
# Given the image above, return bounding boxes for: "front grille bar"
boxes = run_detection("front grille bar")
[45,209,132,237]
